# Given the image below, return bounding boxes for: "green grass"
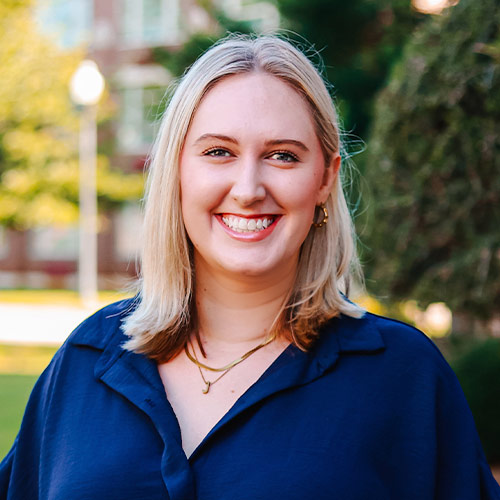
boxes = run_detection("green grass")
[0,343,58,459]
[0,373,38,458]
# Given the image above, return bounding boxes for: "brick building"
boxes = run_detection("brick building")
[0,0,278,291]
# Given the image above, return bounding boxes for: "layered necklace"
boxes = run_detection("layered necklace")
[184,333,276,394]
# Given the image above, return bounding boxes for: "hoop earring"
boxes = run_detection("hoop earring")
[313,204,328,228]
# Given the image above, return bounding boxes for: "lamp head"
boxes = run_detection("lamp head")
[70,60,105,106]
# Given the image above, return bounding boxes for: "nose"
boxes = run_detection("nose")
[230,157,266,206]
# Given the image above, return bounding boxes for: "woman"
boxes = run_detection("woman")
[1,35,499,500]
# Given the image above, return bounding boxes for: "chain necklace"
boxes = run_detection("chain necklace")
[184,334,275,394]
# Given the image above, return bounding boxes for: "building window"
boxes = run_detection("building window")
[217,0,280,32]
[114,203,143,262]
[35,0,92,49]
[120,0,180,47]
[28,226,78,261]
[117,86,165,154]
[0,226,8,260]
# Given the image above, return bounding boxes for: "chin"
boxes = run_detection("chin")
[217,256,278,278]
[223,263,272,278]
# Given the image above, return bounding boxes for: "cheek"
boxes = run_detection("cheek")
[180,160,211,206]
[278,170,324,210]
[180,161,205,234]
[180,166,229,229]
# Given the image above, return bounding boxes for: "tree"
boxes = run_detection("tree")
[154,1,422,141]
[0,0,143,229]
[363,0,500,325]
[275,0,423,139]
[151,5,254,80]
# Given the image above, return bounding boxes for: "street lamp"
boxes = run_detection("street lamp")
[70,60,105,306]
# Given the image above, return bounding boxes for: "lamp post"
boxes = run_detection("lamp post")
[70,60,105,306]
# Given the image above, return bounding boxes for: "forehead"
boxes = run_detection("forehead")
[186,72,318,142]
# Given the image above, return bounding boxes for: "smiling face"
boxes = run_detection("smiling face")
[179,72,338,281]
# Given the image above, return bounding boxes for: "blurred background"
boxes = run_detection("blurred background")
[0,0,499,479]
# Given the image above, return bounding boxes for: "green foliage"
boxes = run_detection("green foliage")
[153,33,216,78]
[153,0,421,141]
[0,1,143,229]
[363,0,500,320]
[276,0,423,138]
[451,339,500,463]
[152,3,254,79]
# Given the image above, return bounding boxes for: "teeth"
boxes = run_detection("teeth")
[221,215,275,233]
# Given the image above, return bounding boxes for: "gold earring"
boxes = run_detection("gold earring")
[313,204,328,228]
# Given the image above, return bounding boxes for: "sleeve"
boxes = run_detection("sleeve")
[0,301,127,500]
[377,316,500,499]
[0,349,61,500]
[0,440,16,499]
[429,342,500,499]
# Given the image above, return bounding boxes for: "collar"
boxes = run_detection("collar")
[331,313,386,353]
[69,298,385,360]
[68,297,138,350]
[68,299,385,395]
[67,299,386,482]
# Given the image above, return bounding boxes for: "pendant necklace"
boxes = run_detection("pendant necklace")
[184,333,275,394]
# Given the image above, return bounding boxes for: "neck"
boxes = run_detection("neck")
[193,255,297,354]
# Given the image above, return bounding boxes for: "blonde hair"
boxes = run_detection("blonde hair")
[122,34,364,361]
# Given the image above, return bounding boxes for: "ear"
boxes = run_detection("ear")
[316,153,340,204]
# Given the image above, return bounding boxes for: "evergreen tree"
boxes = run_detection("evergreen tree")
[153,1,422,140]
[363,0,500,325]
[276,0,423,138]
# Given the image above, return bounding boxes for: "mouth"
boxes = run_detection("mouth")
[219,214,279,233]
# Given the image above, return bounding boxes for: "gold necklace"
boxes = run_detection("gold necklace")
[184,334,275,394]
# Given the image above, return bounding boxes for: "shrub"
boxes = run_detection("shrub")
[452,339,500,463]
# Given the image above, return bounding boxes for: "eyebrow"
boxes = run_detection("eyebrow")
[193,134,310,152]
[265,139,309,152]
[194,134,238,145]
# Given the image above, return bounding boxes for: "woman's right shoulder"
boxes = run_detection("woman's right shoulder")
[0,297,140,496]
[35,297,138,391]
[16,297,139,420]
[65,296,138,350]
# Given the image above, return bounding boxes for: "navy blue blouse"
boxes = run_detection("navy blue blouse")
[1,299,499,499]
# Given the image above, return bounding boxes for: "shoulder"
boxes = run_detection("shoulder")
[24,298,136,382]
[331,311,444,358]
[368,312,445,357]
[18,298,139,421]
[368,312,450,368]
[66,297,138,350]
[330,311,456,385]
[325,313,474,430]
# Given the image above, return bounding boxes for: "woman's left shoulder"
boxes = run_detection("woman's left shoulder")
[329,311,465,396]
[350,311,452,369]
[330,312,500,498]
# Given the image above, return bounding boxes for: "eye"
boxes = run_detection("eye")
[268,151,299,163]
[203,148,232,158]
